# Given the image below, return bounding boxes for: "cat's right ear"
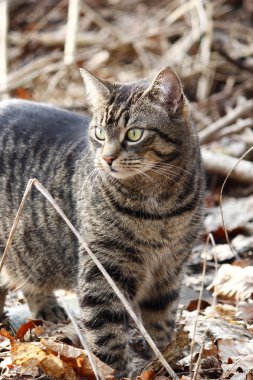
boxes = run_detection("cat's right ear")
[145,67,184,114]
[79,68,110,109]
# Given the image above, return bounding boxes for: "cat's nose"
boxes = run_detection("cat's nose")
[102,154,116,166]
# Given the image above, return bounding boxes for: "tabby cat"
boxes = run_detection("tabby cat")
[0,67,204,377]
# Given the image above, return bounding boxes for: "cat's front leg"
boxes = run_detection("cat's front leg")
[138,278,181,350]
[77,260,134,378]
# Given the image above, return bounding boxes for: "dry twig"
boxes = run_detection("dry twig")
[201,147,253,184]
[64,0,80,65]
[0,0,8,98]
[199,99,253,144]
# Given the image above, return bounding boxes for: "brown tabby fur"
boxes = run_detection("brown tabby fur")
[0,67,204,377]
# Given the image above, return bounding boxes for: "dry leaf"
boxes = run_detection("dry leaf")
[182,309,252,344]
[16,319,43,340]
[204,304,237,322]
[205,196,253,236]
[237,300,253,322]
[208,264,253,301]
[11,341,78,380]
[218,338,253,377]
[41,338,115,379]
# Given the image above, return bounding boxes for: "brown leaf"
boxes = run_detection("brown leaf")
[186,299,210,312]
[137,369,156,380]
[41,338,115,379]
[208,264,253,301]
[0,328,15,342]
[16,320,43,341]
[11,341,78,380]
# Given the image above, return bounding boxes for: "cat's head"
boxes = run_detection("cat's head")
[80,67,190,180]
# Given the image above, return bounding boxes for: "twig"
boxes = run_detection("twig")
[8,30,100,48]
[199,99,253,144]
[80,1,123,41]
[201,147,253,184]
[190,103,213,130]
[64,0,80,65]
[61,298,101,380]
[0,179,35,273]
[213,118,253,140]
[192,340,204,380]
[0,61,63,95]
[196,2,213,100]
[1,178,178,380]
[189,236,208,378]
[0,0,8,98]
[219,146,253,259]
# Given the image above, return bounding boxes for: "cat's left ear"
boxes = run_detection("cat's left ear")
[147,67,184,113]
[79,68,110,109]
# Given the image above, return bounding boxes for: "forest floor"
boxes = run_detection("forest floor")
[0,0,253,379]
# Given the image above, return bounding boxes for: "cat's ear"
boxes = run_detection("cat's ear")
[79,68,110,109]
[146,67,184,113]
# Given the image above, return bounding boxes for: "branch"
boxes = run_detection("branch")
[64,0,80,65]
[201,147,253,183]
[199,99,253,144]
[0,0,8,97]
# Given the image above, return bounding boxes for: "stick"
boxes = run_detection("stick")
[0,0,8,98]
[64,0,80,65]
[189,237,208,378]
[199,99,253,144]
[196,2,213,100]
[1,179,178,380]
[201,147,253,184]
[0,179,35,273]
[219,146,253,259]
[213,118,253,140]
[61,298,101,380]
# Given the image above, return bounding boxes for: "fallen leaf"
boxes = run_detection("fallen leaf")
[237,300,253,322]
[218,338,253,377]
[208,264,253,301]
[186,299,210,312]
[0,328,15,342]
[41,338,115,379]
[16,320,43,340]
[138,369,156,380]
[11,341,78,380]
[205,196,253,237]
[204,304,237,322]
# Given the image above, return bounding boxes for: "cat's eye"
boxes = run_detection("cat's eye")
[126,128,143,142]
[95,126,106,141]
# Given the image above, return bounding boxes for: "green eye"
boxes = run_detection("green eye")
[126,128,143,142]
[95,127,106,141]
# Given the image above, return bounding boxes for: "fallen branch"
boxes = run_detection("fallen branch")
[64,0,80,65]
[199,99,253,144]
[201,147,253,183]
[0,0,8,97]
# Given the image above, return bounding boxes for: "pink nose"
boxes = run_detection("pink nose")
[102,155,116,166]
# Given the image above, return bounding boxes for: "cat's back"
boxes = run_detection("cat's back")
[0,99,91,232]
[0,99,89,141]
[0,99,90,189]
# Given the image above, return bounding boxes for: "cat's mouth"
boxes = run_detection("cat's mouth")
[95,158,138,179]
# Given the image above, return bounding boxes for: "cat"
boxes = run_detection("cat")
[0,67,204,377]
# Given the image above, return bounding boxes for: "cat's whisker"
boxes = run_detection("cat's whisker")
[142,160,193,177]
[134,168,161,190]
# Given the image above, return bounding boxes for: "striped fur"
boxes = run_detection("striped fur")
[0,67,204,377]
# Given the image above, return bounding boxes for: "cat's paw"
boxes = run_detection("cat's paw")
[34,304,68,323]
[126,356,149,378]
